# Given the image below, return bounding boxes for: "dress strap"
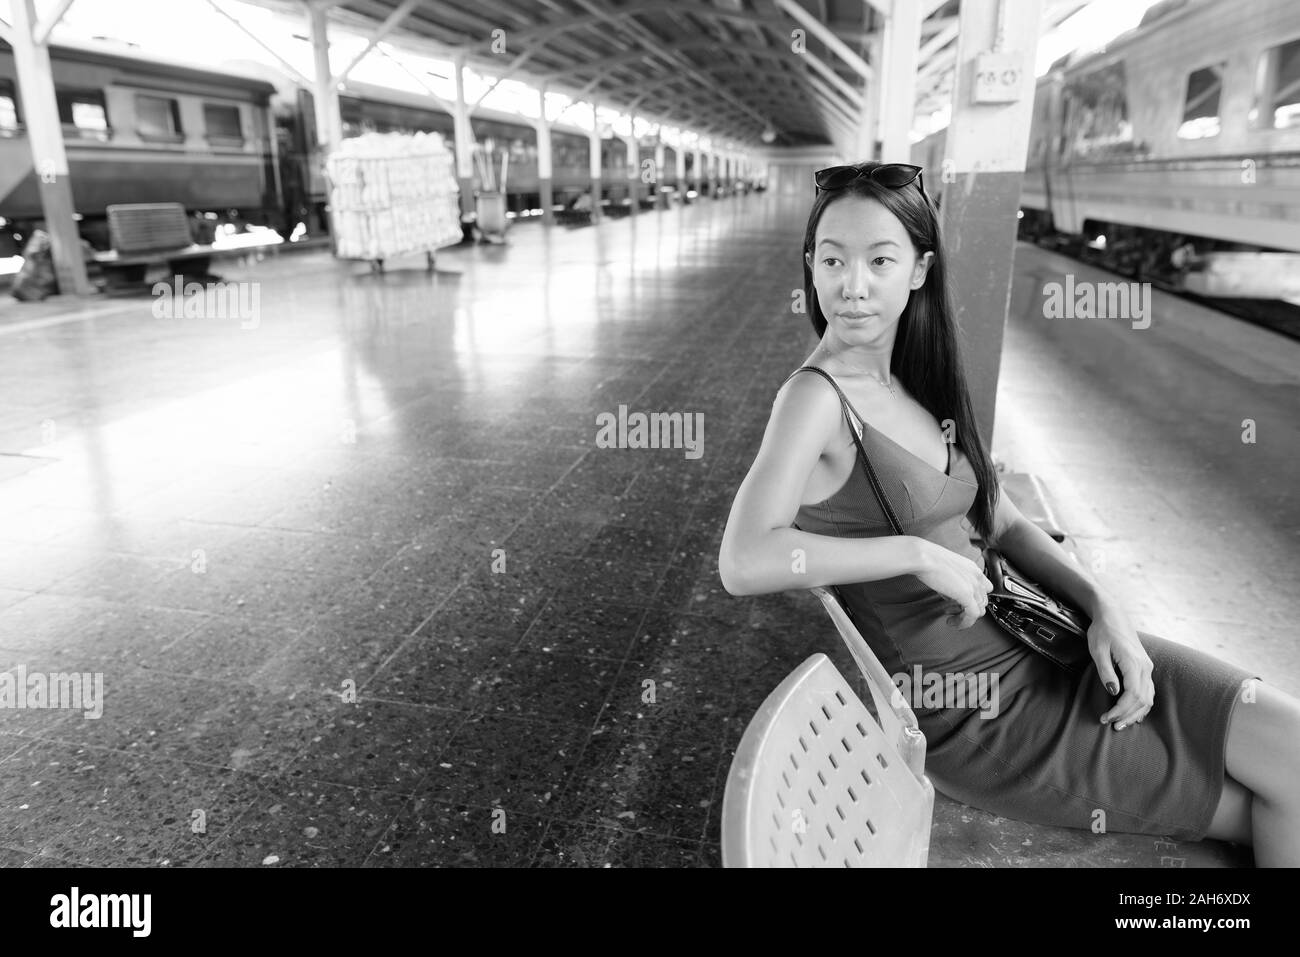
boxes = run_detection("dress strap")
[783,365,906,534]
[782,365,866,438]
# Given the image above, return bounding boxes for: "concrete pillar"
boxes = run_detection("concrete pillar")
[857,33,883,162]
[589,101,602,222]
[879,2,922,162]
[940,0,1044,439]
[307,2,343,151]
[536,84,553,225]
[654,137,667,209]
[9,0,91,295]
[453,55,475,219]
[626,115,639,216]
[692,147,703,198]
[674,140,687,205]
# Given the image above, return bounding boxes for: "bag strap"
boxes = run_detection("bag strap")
[785,366,906,536]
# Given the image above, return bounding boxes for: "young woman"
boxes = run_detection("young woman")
[718,161,1300,866]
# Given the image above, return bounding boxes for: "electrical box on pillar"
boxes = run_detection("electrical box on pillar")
[973,51,1026,103]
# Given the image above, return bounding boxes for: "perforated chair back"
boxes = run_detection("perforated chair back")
[722,653,934,867]
[809,585,929,778]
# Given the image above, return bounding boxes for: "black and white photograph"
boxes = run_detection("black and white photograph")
[0,0,1296,918]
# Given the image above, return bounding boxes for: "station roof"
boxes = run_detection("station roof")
[234,0,1088,148]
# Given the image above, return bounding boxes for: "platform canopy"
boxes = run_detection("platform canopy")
[228,0,1087,150]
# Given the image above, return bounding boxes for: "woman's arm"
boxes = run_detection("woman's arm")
[719,375,991,627]
[984,493,1108,617]
[989,491,1155,729]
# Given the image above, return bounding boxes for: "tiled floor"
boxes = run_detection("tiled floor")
[0,192,1294,867]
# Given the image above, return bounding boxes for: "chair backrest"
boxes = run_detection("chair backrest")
[107,203,194,254]
[722,653,934,868]
[808,585,928,779]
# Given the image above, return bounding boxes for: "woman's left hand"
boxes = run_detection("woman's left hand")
[1088,602,1155,731]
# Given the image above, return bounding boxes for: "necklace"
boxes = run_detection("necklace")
[862,371,898,398]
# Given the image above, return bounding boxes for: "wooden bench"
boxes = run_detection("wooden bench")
[91,203,280,284]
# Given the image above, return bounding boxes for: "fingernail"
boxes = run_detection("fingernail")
[1115,722,1126,731]
[1105,682,1118,695]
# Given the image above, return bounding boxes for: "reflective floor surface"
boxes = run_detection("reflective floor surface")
[0,191,1294,866]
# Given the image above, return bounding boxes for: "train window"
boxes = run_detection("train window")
[203,103,243,145]
[0,79,19,133]
[1062,60,1133,157]
[1178,63,1224,139]
[136,94,183,142]
[1252,37,1300,129]
[55,88,109,140]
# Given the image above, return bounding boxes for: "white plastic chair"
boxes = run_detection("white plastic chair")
[808,585,929,780]
[722,648,935,868]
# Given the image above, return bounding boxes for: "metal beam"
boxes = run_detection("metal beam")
[774,0,872,80]
[568,0,774,135]
[376,43,454,112]
[917,17,959,66]
[206,0,313,87]
[469,48,539,114]
[800,46,863,108]
[33,0,75,46]
[798,69,860,120]
[286,2,748,147]
[333,0,421,83]
[465,1,796,54]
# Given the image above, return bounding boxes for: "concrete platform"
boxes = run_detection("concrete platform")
[0,192,1293,867]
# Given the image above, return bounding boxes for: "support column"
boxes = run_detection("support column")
[940,0,1043,439]
[536,84,553,225]
[307,1,343,151]
[674,138,687,205]
[856,32,883,162]
[9,0,90,295]
[589,101,602,222]
[879,0,922,162]
[453,54,475,220]
[692,147,703,198]
[653,136,667,209]
[626,115,639,216]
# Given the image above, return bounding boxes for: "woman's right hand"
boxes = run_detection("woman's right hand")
[914,540,993,629]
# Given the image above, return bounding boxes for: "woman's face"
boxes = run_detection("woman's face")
[806,195,933,346]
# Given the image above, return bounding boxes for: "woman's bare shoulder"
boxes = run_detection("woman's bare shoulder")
[765,367,844,444]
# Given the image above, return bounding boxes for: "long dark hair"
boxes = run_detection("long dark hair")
[801,163,999,541]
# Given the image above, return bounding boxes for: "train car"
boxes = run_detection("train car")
[0,37,278,253]
[915,0,1300,300]
[1,38,698,255]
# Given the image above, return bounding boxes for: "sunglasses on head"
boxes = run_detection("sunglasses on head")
[814,163,926,198]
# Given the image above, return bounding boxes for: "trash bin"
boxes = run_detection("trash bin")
[475,191,507,242]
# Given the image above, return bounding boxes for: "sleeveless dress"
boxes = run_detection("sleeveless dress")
[788,367,1258,840]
